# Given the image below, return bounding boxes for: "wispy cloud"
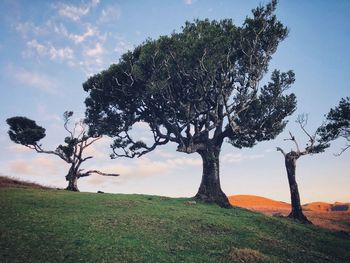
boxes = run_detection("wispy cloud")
[11,66,61,95]
[222,153,264,163]
[85,42,104,57]
[98,5,122,24]
[14,1,127,75]
[71,25,98,44]
[7,156,66,177]
[6,144,31,154]
[25,39,74,62]
[90,156,201,181]
[184,0,196,5]
[15,21,46,38]
[51,23,98,44]
[55,0,100,21]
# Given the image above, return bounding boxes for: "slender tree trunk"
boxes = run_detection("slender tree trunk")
[65,166,79,192]
[194,145,231,208]
[285,154,311,224]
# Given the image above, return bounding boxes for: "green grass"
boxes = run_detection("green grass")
[1,188,349,263]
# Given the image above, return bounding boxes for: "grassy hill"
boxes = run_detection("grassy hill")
[1,187,350,262]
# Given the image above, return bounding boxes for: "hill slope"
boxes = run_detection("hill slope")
[228,195,290,210]
[0,175,51,189]
[1,188,350,262]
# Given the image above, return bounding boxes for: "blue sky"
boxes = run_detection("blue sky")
[0,0,349,203]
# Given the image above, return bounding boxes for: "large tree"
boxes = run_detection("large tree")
[83,0,296,207]
[6,111,119,192]
[318,97,350,155]
[277,115,329,223]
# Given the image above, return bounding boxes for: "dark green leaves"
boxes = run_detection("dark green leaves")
[6,116,46,146]
[318,97,350,154]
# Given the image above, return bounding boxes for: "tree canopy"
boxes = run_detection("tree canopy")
[83,0,297,207]
[7,117,46,146]
[318,97,350,155]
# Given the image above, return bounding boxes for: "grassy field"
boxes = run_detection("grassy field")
[1,188,350,263]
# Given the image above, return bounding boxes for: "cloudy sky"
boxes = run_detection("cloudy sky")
[0,0,349,203]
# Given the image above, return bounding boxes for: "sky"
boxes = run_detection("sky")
[0,0,349,204]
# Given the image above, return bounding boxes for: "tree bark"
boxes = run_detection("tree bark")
[285,153,311,224]
[65,166,79,192]
[194,145,231,208]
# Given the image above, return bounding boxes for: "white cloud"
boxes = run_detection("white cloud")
[98,5,122,24]
[71,25,97,44]
[91,156,201,180]
[51,22,69,37]
[80,41,107,75]
[15,21,45,38]
[222,153,264,163]
[26,39,74,62]
[55,0,100,21]
[155,149,176,159]
[49,44,74,60]
[7,156,66,177]
[184,0,195,5]
[11,66,61,95]
[82,136,112,160]
[26,39,47,56]
[52,23,98,44]
[85,42,104,57]
[6,144,31,154]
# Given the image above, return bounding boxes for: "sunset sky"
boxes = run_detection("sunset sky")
[0,0,349,203]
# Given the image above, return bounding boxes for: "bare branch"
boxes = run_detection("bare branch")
[334,144,350,157]
[276,147,286,156]
[78,170,120,178]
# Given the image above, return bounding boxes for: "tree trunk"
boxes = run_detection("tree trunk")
[65,166,79,192]
[194,146,231,208]
[285,154,311,224]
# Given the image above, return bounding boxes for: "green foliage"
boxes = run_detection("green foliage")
[55,137,76,160]
[318,97,350,147]
[6,116,46,146]
[1,188,350,263]
[229,70,296,148]
[83,1,296,158]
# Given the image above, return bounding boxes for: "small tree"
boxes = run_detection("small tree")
[83,1,296,207]
[277,114,329,223]
[6,111,119,191]
[318,97,350,155]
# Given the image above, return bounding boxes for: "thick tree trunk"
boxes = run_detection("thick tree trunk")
[66,176,79,192]
[194,146,231,208]
[65,166,79,192]
[285,155,311,224]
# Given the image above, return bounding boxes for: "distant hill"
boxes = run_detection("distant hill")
[303,202,350,212]
[228,195,290,210]
[229,195,350,213]
[0,176,50,189]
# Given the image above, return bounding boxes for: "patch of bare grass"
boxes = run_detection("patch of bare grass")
[229,247,270,263]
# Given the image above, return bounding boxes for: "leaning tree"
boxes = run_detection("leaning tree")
[318,97,350,155]
[277,114,329,223]
[6,111,119,192]
[83,0,296,207]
